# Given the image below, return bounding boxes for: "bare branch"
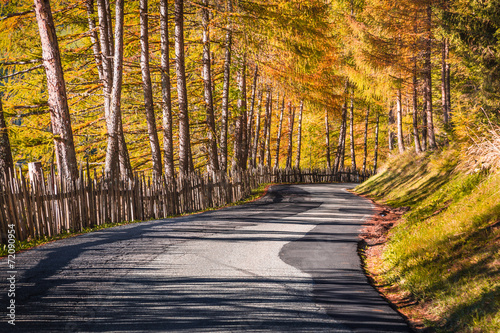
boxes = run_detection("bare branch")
[0,64,44,80]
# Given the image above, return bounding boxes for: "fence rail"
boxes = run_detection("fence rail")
[0,166,372,244]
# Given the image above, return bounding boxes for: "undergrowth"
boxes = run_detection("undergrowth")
[356,147,500,333]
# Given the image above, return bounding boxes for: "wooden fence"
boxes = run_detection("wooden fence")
[0,166,371,244]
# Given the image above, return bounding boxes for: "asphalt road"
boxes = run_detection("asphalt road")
[1,183,410,332]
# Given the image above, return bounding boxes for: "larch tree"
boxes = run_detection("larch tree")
[349,90,357,170]
[0,99,14,178]
[219,0,233,173]
[201,0,219,174]
[247,65,259,168]
[285,102,295,169]
[294,100,303,169]
[174,0,192,175]
[325,109,331,170]
[362,106,369,173]
[423,4,437,149]
[103,0,129,179]
[139,0,162,179]
[160,0,175,180]
[34,0,78,180]
[274,96,285,169]
[233,53,248,171]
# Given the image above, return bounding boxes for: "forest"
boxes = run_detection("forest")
[1,1,500,332]
[1,0,497,180]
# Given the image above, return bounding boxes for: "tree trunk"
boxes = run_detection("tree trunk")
[0,99,14,178]
[233,54,247,171]
[247,65,258,168]
[97,0,131,179]
[442,37,451,127]
[219,0,232,173]
[388,101,395,151]
[334,101,347,173]
[325,109,331,170]
[160,0,175,180]
[261,88,272,168]
[396,88,405,154]
[252,90,263,168]
[413,63,422,153]
[424,4,437,149]
[34,0,78,180]
[201,0,219,174]
[103,0,129,179]
[294,100,303,169]
[140,0,162,179]
[274,96,285,169]
[286,102,295,169]
[334,99,347,173]
[349,90,356,170]
[86,0,103,80]
[96,0,112,119]
[265,89,273,169]
[174,0,191,175]
[362,106,369,173]
[258,88,270,168]
[373,113,380,173]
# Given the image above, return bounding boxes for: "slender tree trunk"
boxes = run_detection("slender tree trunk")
[0,99,14,178]
[265,90,273,169]
[233,54,247,170]
[294,100,303,169]
[396,88,405,154]
[424,4,437,149]
[160,0,174,180]
[97,0,131,178]
[117,119,132,179]
[201,0,219,174]
[286,102,295,169]
[174,0,191,175]
[325,109,331,170]
[86,0,103,80]
[334,100,347,173]
[442,37,451,126]
[258,88,270,168]
[252,90,263,168]
[34,0,78,180]
[219,0,232,173]
[349,90,356,170]
[340,110,346,171]
[140,0,162,179]
[388,101,395,151]
[247,65,258,168]
[104,0,113,56]
[104,0,127,178]
[263,88,272,168]
[274,97,285,169]
[362,106,369,173]
[413,64,422,153]
[422,99,428,150]
[373,113,380,173]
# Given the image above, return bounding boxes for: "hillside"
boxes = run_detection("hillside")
[356,146,500,332]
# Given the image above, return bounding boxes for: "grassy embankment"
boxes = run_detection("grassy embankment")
[356,147,499,332]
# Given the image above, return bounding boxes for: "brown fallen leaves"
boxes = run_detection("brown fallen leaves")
[358,199,438,333]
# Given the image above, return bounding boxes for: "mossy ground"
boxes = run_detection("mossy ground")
[356,148,500,333]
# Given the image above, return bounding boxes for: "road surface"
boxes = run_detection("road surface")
[1,183,410,332]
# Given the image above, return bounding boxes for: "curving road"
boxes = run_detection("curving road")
[1,184,410,332]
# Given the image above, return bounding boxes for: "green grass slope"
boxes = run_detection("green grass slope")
[356,148,500,332]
